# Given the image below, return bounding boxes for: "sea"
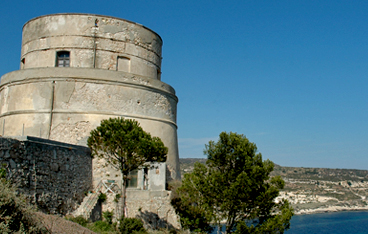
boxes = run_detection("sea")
[286,211,368,234]
[211,211,368,233]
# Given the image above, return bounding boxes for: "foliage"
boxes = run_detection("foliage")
[98,193,107,203]
[171,195,213,233]
[114,194,121,203]
[87,117,168,177]
[66,215,89,227]
[170,177,211,233]
[88,117,168,216]
[148,230,187,234]
[89,220,116,233]
[119,217,147,234]
[235,200,294,234]
[0,168,6,179]
[0,171,45,233]
[103,211,114,224]
[173,132,293,234]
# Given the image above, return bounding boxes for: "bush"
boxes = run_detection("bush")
[114,193,121,203]
[119,217,147,234]
[103,211,114,224]
[66,216,89,227]
[90,220,115,232]
[98,192,107,203]
[0,174,45,233]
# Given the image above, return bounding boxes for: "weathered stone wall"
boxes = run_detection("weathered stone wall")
[126,190,181,229]
[0,67,180,180]
[0,136,92,215]
[21,14,162,80]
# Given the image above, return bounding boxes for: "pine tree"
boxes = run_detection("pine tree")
[88,118,168,217]
[173,132,293,234]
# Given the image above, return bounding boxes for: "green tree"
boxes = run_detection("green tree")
[173,132,293,234]
[87,118,168,217]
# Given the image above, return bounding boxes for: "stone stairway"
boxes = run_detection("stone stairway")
[73,181,104,219]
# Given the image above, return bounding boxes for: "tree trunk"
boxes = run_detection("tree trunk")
[122,176,127,218]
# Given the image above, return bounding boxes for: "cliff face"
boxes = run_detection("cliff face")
[180,159,368,214]
[271,165,368,214]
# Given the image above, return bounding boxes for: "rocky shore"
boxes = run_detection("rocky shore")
[277,179,368,215]
[294,205,368,215]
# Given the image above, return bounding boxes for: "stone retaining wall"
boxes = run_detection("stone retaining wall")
[126,190,181,229]
[0,136,92,215]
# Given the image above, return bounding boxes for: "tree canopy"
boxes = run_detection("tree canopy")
[87,117,168,217]
[172,132,293,234]
[87,117,167,176]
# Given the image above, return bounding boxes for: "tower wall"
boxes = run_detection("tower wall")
[21,14,162,79]
[0,14,180,180]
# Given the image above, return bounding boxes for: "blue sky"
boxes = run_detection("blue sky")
[1,1,367,169]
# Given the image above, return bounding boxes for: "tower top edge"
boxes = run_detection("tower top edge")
[22,13,162,42]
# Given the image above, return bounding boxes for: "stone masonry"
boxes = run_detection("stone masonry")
[0,136,92,215]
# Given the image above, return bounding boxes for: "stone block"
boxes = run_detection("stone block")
[51,163,59,172]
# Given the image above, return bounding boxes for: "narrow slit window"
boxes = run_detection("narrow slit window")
[56,51,70,67]
[157,68,161,80]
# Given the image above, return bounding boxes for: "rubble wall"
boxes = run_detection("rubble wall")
[126,190,181,229]
[0,136,92,215]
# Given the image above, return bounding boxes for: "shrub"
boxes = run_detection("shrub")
[103,211,114,224]
[98,192,107,203]
[114,193,121,203]
[90,220,115,232]
[0,174,45,233]
[66,216,89,227]
[119,217,147,234]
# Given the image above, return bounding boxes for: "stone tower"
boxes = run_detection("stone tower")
[0,14,180,180]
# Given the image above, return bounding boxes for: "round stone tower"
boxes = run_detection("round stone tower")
[0,14,180,180]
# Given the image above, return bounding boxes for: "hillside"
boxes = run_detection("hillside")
[179,158,368,214]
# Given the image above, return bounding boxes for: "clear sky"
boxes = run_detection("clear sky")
[1,1,367,169]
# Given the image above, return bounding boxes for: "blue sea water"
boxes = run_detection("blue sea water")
[211,211,368,233]
[286,211,368,234]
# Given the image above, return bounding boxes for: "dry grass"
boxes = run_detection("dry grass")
[36,212,97,234]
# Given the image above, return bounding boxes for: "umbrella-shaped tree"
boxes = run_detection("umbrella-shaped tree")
[87,117,168,217]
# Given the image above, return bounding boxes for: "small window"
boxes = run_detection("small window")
[157,68,161,80]
[21,58,25,69]
[127,170,138,188]
[56,51,70,67]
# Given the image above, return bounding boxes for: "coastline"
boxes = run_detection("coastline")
[294,205,368,215]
